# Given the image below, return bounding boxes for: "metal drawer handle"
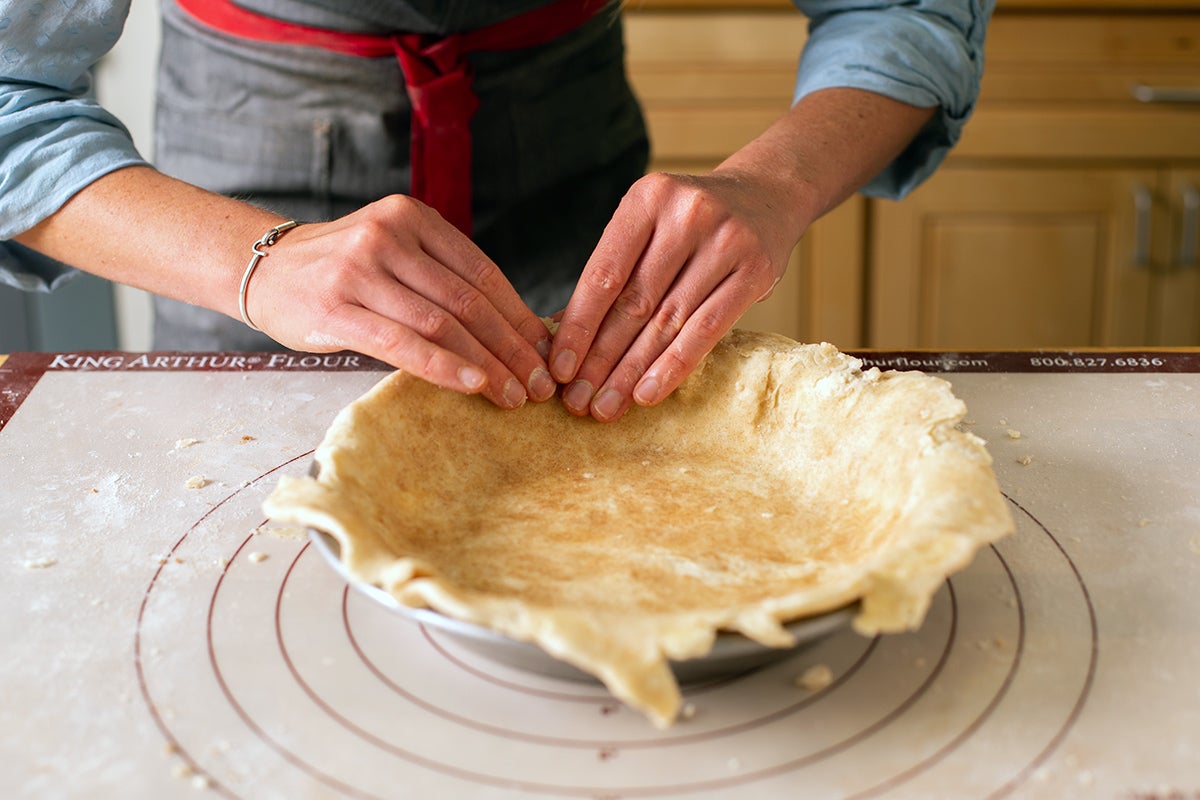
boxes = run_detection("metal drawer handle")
[1180,185,1199,269]
[1131,83,1200,104]
[1133,185,1152,269]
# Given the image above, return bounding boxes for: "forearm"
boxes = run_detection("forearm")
[13,166,288,319]
[713,87,936,242]
[14,165,557,408]
[790,0,993,199]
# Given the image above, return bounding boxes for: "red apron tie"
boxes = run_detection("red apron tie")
[392,35,477,236]
[175,0,609,235]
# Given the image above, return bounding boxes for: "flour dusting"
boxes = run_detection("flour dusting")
[304,331,350,349]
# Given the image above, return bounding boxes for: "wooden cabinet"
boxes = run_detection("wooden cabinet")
[624,3,1200,348]
[870,12,1200,347]
[872,165,1200,348]
[871,166,1156,348]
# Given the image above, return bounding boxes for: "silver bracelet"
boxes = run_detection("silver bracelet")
[238,219,300,332]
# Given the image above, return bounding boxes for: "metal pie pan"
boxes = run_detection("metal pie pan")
[309,529,855,684]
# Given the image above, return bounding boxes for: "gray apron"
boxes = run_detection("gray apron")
[153,0,648,350]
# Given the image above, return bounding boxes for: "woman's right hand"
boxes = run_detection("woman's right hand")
[248,195,558,409]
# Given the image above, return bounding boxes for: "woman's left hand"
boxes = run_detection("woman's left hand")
[547,168,803,422]
[548,88,939,423]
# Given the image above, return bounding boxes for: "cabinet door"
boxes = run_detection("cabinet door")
[1151,169,1200,345]
[870,166,1158,348]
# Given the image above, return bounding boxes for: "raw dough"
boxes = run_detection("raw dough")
[265,330,1013,727]
[795,663,834,691]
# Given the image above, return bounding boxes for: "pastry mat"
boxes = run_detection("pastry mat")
[2,350,1198,799]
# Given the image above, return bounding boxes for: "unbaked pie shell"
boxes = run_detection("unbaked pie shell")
[264,330,1014,727]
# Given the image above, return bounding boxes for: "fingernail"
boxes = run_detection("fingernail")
[459,366,486,391]
[529,367,556,402]
[634,375,660,405]
[592,388,623,421]
[502,377,527,409]
[552,349,577,382]
[562,379,593,414]
[535,337,552,360]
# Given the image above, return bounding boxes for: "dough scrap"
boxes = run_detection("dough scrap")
[264,331,1013,727]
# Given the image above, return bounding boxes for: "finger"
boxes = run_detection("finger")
[321,303,490,396]
[632,275,757,407]
[417,220,555,360]
[347,274,531,409]
[381,245,555,403]
[581,250,735,421]
[561,239,696,418]
[549,196,655,385]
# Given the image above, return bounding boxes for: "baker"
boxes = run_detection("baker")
[0,0,991,421]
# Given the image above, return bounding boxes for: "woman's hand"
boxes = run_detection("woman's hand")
[15,168,557,409]
[14,87,932,417]
[548,168,802,422]
[250,195,557,409]
[548,88,938,422]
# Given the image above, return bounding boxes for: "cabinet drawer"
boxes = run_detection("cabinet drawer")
[959,14,1200,159]
[983,15,1200,103]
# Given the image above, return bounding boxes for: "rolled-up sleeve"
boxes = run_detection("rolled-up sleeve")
[792,0,994,199]
[0,0,148,291]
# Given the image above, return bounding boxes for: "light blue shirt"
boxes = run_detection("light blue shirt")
[793,0,993,197]
[0,0,148,290]
[0,0,994,292]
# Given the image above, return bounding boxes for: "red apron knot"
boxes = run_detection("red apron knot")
[394,34,478,234]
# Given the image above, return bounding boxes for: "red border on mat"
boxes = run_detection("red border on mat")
[3,348,1198,435]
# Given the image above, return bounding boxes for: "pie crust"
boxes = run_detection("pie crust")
[264,331,1014,727]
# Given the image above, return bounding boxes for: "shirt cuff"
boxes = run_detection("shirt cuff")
[0,119,149,239]
[0,241,80,294]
